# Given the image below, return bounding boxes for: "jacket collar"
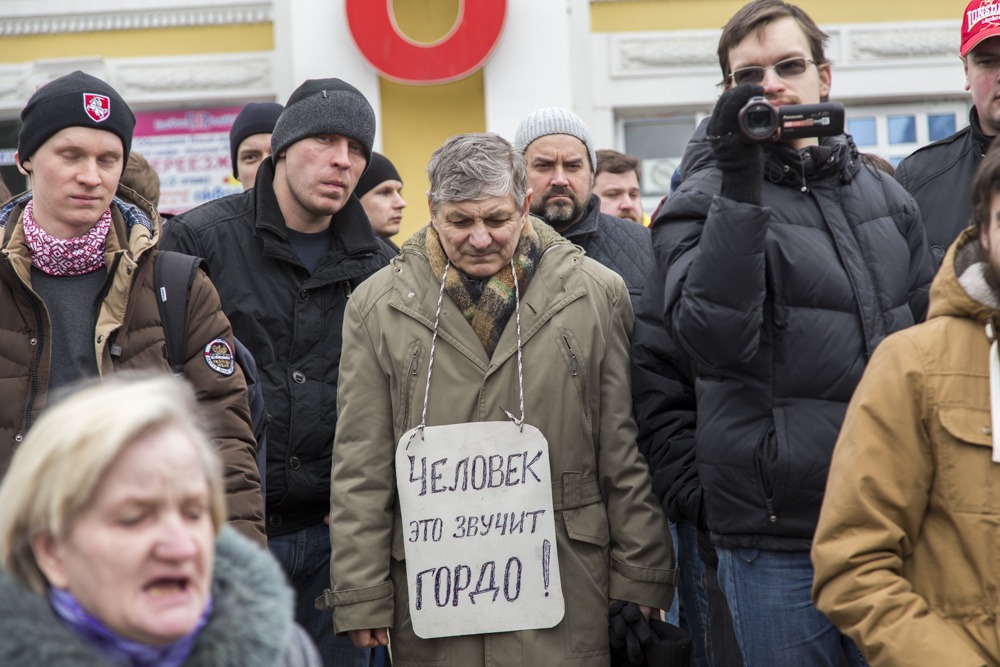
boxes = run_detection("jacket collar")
[931,226,1000,325]
[970,106,994,158]
[548,194,601,242]
[0,528,297,667]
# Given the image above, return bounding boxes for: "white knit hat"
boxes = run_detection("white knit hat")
[514,107,596,172]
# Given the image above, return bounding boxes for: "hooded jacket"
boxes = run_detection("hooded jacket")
[162,160,393,536]
[659,134,934,551]
[0,527,320,667]
[327,220,675,666]
[895,108,991,265]
[0,187,264,544]
[812,227,1000,667]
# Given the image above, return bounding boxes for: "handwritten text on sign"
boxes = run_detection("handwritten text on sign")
[395,421,564,638]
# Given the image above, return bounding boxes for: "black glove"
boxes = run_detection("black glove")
[707,83,765,205]
[609,600,655,665]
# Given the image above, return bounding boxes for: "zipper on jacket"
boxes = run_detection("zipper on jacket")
[765,498,777,524]
[90,255,122,365]
[4,255,46,434]
[410,348,419,376]
[562,334,578,376]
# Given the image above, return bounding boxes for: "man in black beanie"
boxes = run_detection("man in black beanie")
[229,101,283,191]
[0,70,266,545]
[354,151,406,247]
[163,77,393,667]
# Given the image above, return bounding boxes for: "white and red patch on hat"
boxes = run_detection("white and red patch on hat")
[82,93,111,123]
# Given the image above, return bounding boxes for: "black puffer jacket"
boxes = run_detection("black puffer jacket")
[895,108,991,265]
[660,135,933,551]
[556,194,652,311]
[163,161,392,536]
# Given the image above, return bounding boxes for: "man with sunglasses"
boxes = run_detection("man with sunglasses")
[631,1,934,665]
[895,0,1000,266]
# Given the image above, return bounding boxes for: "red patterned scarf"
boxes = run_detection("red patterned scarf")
[22,199,111,276]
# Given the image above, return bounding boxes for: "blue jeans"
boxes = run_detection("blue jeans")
[716,547,866,667]
[269,523,371,667]
[675,520,710,667]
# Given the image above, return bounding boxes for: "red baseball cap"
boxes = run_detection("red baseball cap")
[963,0,1000,56]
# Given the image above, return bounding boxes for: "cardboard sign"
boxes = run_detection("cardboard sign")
[395,421,564,638]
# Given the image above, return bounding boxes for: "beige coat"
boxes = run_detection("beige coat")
[328,222,674,666]
[812,227,1000,667]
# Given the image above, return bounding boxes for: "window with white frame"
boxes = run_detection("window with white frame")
[845,101,970,168]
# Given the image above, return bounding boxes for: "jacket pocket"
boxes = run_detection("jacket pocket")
[934,405,996,512]
[395,341,423,433]
[560,500,612,657]
[557,329,591,429]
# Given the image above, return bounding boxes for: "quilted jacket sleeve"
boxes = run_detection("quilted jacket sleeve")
[663,176,770,369]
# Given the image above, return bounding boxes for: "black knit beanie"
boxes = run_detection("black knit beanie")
[354,152,402,199]
[270,78,375,165]
[229,101,283,179]
[18,70,135,170]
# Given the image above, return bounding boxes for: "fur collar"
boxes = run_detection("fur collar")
[0,527,298,667]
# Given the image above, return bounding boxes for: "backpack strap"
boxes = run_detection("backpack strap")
[154,250,206,374]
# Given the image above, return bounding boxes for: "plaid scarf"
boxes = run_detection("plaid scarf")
[426,218,541,357]
[22,199,111,276]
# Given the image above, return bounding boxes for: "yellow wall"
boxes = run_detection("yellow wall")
[380,0,487,242]
[591,0,966,32]
[0,24,273,62]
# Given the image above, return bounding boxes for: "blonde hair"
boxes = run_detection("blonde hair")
[0,373,226,594]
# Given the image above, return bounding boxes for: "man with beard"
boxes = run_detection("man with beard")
[894,0,1000,265]
[631,1,934,664]
[594,149,645,225]
[812,142,1000,666]
[514,108,652,310]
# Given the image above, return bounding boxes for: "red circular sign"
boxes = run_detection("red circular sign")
[346,0,507,84]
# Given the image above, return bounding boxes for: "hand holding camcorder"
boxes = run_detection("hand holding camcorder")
[737,97,845,142]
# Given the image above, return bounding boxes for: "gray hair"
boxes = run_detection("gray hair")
[427,133,527,213]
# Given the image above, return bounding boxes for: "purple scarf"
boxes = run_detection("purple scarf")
[49,586,212,667]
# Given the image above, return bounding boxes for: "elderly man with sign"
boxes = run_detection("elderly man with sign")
[325,133,675,665]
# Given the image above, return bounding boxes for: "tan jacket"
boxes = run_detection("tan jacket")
[812,227,1000,667]
[328,222,675,666]
[0,188,265,545]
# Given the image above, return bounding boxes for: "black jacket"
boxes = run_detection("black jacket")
[647,134,933,551]
[895,108,991,265]
[163,161,392,536]
[555,194,653,311]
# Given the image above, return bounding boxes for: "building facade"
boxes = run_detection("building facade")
[0,0,966,236]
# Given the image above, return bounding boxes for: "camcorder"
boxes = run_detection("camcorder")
[737,96,845,142]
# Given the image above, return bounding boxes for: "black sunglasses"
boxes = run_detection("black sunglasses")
[728,57,815,86]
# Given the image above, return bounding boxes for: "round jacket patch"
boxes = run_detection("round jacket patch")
[204,338,236,376]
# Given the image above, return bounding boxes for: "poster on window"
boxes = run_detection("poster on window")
[133,107,244,215]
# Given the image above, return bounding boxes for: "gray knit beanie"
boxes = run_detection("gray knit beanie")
[514,107,596,172]
[270,78,375,163]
